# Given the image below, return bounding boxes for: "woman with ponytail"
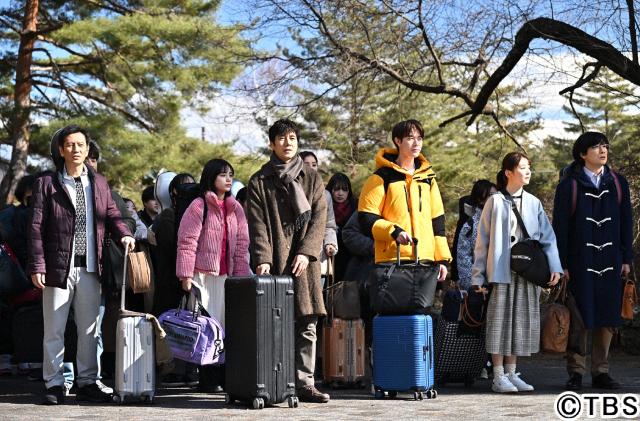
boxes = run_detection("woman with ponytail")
[471,152,563,393]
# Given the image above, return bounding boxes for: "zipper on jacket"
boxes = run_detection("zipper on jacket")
[419,185,422,212]
[404,185,411,215]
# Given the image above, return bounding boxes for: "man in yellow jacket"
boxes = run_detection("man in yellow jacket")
[358,119,451,280]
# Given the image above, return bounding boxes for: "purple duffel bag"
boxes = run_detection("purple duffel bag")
[159,289,225,365]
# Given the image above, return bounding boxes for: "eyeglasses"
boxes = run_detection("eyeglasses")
[589,143,610,151]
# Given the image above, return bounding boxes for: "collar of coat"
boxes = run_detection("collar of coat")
[375,148,435,180]
[203,191,241,215]
[567,161,615,189]
[258,157,309,180]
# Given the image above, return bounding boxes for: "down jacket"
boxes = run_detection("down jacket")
[176,192,250,278]
[358,148,451,264]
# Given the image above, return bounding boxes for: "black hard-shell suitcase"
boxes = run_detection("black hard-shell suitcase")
[224,275,298,409]
[434,316,486,387]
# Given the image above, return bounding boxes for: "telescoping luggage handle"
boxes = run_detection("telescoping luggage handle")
[120,247,129,311]
[395,237,419,265]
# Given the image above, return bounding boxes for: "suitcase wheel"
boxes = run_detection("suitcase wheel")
[224,394,235,405]
[287,396,299,408]
[413,391,424,401]
[113,395,122,404]
[252,397,265,410]
[426,389,437,399]
[388,390,397,399]
[374,390,385,399]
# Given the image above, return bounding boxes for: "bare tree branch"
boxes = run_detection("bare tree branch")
[627,0,638,64]
[559,62,602,95]
[468,17,640,126]
[417,0,443,86]
[300,0,476,108]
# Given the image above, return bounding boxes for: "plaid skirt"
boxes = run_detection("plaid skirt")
[485,273,541,356]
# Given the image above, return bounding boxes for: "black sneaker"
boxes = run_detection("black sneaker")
[161,373,186,387]
[565,373,582,391]
[76,383,113,403]
[592,373,620,390]
[44,386,65,405]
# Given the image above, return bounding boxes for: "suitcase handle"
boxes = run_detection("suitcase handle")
[120,247,129,311]
[396,238,419,265]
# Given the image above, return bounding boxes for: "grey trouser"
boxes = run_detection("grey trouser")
[295,315,318,388]
[42,268,101,388]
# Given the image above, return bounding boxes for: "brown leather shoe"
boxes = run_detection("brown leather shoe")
[297,385,330,403]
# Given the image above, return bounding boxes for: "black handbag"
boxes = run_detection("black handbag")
[369,238,439,315]
[325,256,361,320]
[441,287,465,322]
[506,194,551,288]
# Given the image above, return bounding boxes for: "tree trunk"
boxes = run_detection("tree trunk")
[0,0,39,204]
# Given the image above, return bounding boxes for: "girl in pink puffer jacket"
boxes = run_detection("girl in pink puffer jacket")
[176,159,250,326]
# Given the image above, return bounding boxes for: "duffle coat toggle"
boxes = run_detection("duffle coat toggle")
[586,242,613,251]
[586,217,612,227]
[585,190,609,199]
[586,267,614,277]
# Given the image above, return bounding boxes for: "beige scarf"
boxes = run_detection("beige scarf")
[264,153,311,231]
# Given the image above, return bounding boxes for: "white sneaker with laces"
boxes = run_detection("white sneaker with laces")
[96,380,114,395]
[492,374,518,393]
[507,372,534,392]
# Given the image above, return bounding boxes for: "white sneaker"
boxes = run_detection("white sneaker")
[479,368,489,379]
[492,375,518,393]
[96,380,114,395]
[507,372,534,392]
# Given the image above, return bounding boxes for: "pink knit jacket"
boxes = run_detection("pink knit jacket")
[176,192,250,279]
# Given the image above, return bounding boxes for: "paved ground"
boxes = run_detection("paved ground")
[0,352,638,420]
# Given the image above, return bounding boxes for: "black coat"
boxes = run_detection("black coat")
[552,163,633,328]
[341,212,375,286]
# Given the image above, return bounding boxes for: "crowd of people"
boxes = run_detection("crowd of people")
[0,118,633,406]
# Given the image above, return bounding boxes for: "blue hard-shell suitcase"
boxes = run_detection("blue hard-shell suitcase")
[372,314,437,400]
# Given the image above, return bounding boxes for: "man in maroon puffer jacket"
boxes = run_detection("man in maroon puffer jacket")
[28,125,134,405]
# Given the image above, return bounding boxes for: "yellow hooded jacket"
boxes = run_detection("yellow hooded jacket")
[358,148,452,264]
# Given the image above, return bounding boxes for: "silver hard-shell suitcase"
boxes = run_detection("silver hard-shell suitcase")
[114,248,156,403]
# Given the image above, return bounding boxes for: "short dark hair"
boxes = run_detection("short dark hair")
[268,119,299,144]
[87,141,100,161]
[572,131,609,165]
[50,125,91,168]
[15,174,36,204]
[122,197,133,205]
[497,152,531,190]
[391,119,424,148]
[57,125,91,148]
[200,159,234,197]
[470,179,496,207]
[169,173,195,202]
[299,151,318,164]
[141,186,155,203]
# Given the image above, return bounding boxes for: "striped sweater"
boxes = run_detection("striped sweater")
[176,192,250,279]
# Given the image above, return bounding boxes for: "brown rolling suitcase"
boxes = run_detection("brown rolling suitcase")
[323,318,366,388]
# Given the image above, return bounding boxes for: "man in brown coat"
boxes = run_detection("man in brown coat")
[247,119,329,403]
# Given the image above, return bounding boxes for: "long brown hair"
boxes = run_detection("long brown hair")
[496,152,531,190]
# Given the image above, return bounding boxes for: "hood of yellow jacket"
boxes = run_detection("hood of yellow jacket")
[375,148,435,179]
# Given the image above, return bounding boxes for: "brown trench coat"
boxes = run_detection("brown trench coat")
[246,163,327,317]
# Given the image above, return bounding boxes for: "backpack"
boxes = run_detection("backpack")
[567,170,621,216]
